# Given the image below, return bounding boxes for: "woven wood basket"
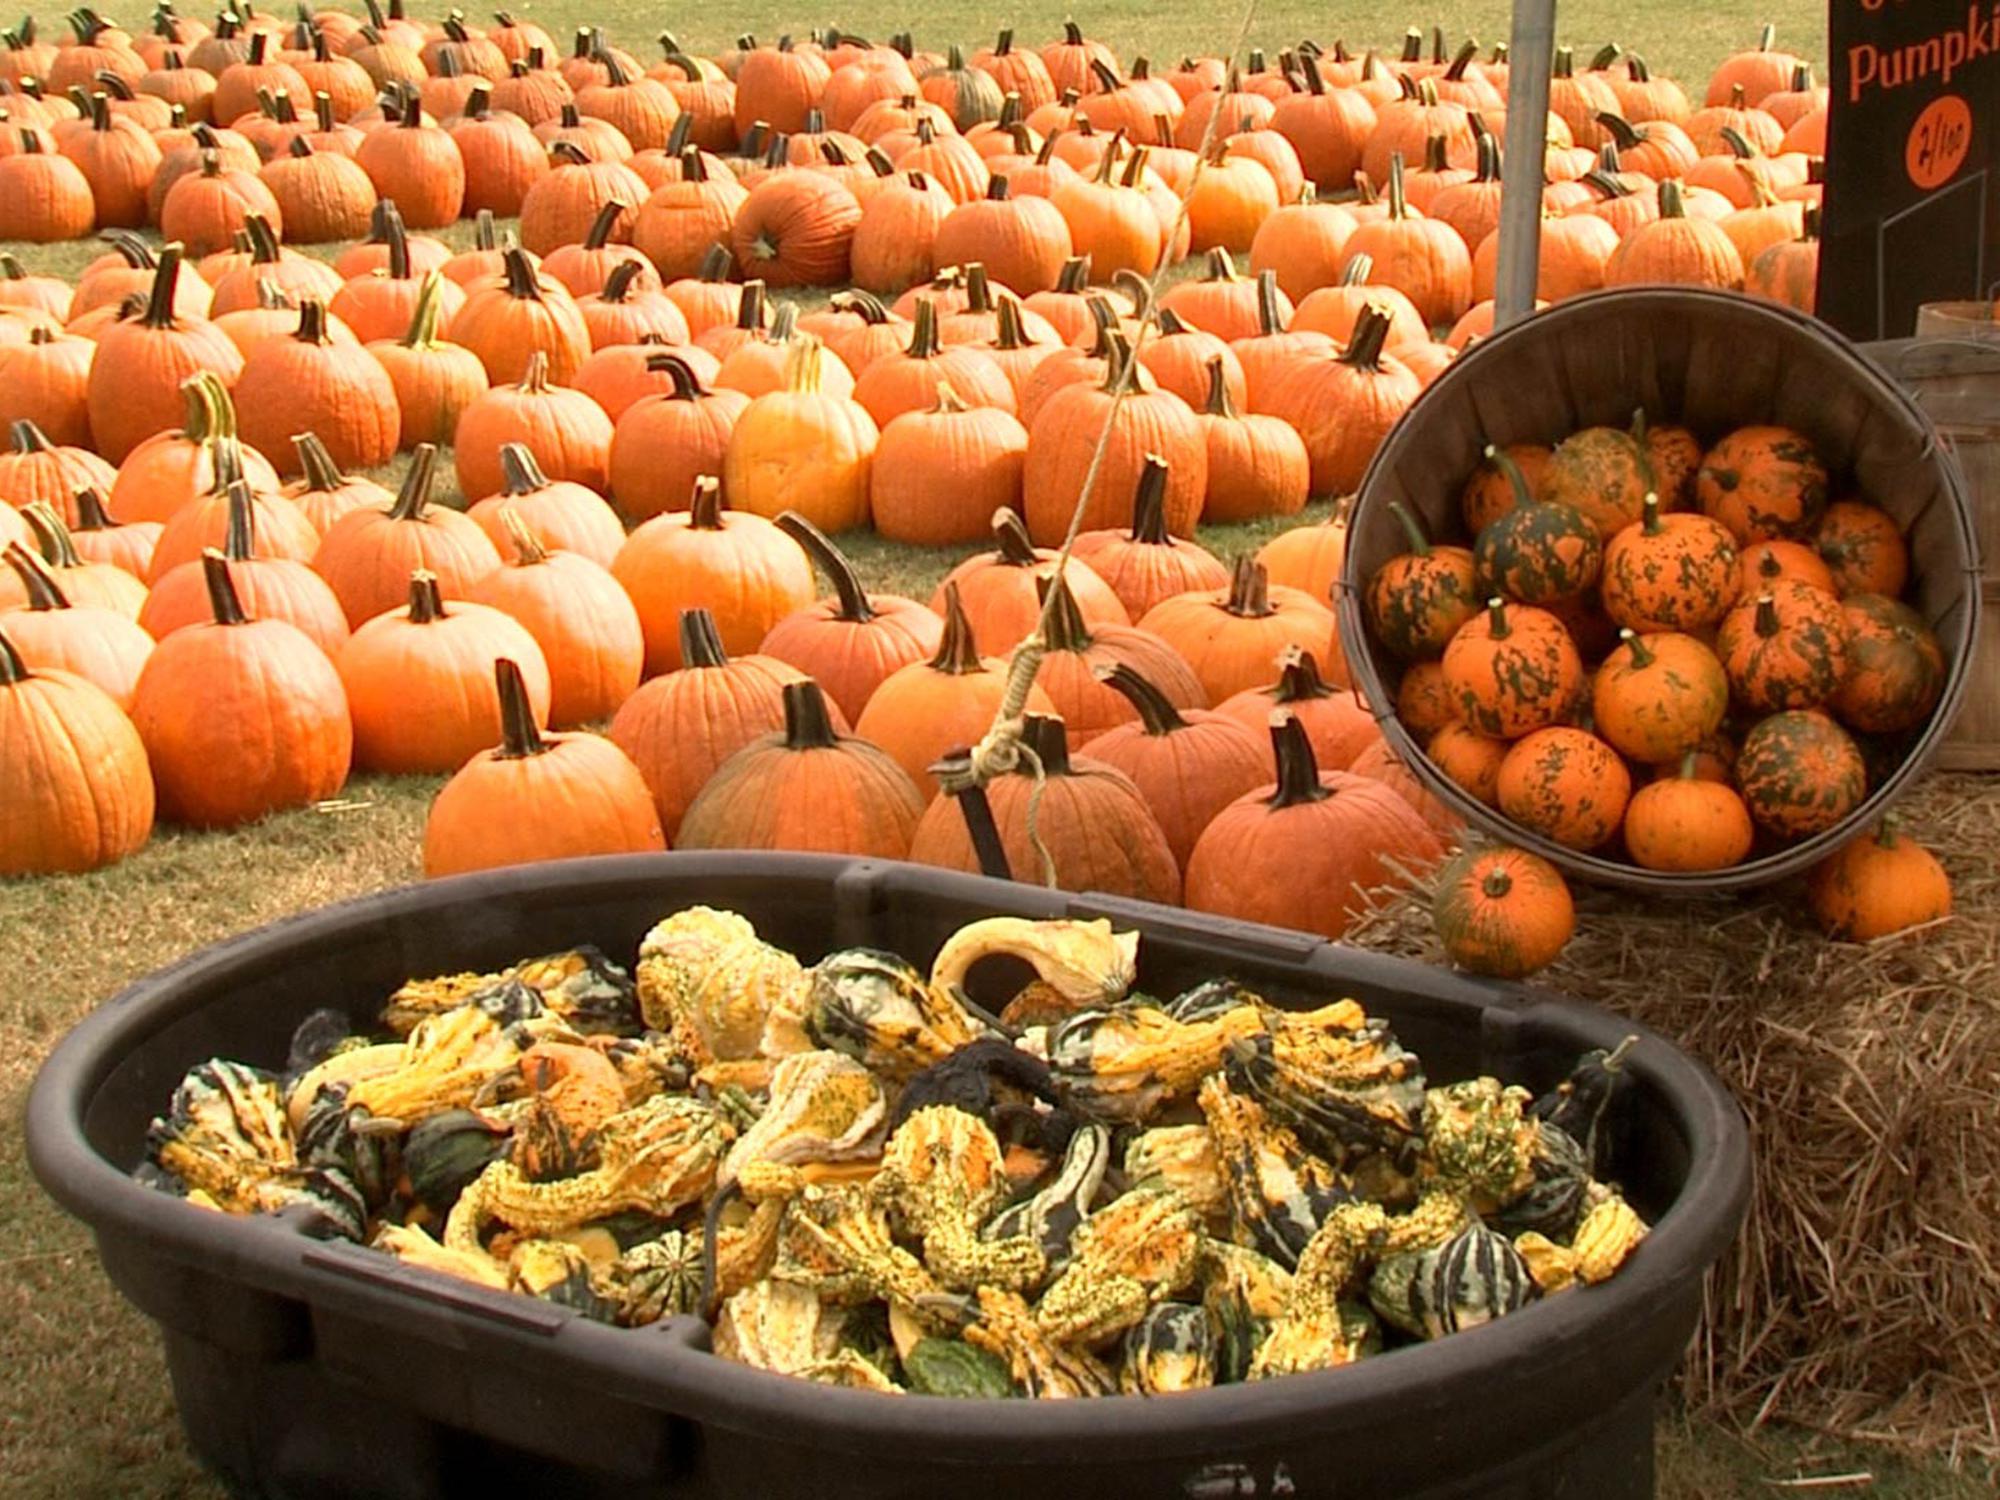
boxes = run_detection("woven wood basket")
[1337,287,1982,892]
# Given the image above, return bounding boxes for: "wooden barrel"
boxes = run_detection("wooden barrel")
[1339,288,1981,893]
[1868,302,1999,769]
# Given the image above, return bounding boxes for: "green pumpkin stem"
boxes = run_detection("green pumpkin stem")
[389,442,440,521]
[492,657,548,757]
[1096,661,1187,735]
[201,548,250,626]
[780,678,841,750]
[777,510,875,624]
[3,539,69,610]
[929,582,982,674]
[1225,555,1276,619]
[1618,627,1654,668]
[1485,596,1511,638]
[1657,178,1686,219]
[1483,443,1535,512]
[22,502,82,567]
[1387,500,1431,557]
[687,474,724,528]
[1266,711,1331,807]
[1675,749,1700,781]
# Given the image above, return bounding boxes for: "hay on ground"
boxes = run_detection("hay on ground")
[1347,772,2000,1464]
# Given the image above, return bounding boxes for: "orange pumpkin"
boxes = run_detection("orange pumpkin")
[1185,710,1442,939]
[1395,659,1457,740]
[612,475,815,674]
[450,244,593,386]
[1197,354,1309,524]
[1214,645,1380,770]
[0,541,153,708]
[1716,581,1850,713]
[85,243,244,463]
[1364,502,1479,660]
[722,336,877,532]
[1740,538,1836,598]
[1022,571,1206,743]
[1459,443,1551,535]
[1622,752,1755,871]
[312,444,500,626]
[1592,629,1729,763]
[1431,846,1575,978]
[64,487,160,581]
[423,656,663,876]
[606,354,749,522]
[1806,819,1952,939]
[1071,455,1231,618]
[1735,707,1864,838]
[1443,598,1585,738]
[1495,725,1632,849]
[1335,151,1471,326]
[1137,556,1336,704]
[927,507,1130,658]
[1696,424,1828,541]
[1426,720,1509,806]
[1255,498,1350,608]
[869,380,1029,547]
[1542,422,1652,541]
[453,349,614,501]
[130,550,352,826]
[1260,302,1421,497]
[465,443,623,570]
[1601,494,1740,633]
[1830,593,1945,734]
[2,504,149,618]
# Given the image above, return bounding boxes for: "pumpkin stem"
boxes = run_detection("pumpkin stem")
[1096,661,1186,735]
[405,568,446,622]
[1339,254,1373,289]
[992,295,1033,350]
[1480,866,1515,900]
[677,606,729,668]
[389,443,440,521]
[292,433,346,494]
[220,478,258,561]
[1753,592,1781,638]
[292,298,332,345]
[142,241,188,329]
[1385,151,1409,220]
[1224,555,1276,619]
[1386,500,1431,558]
[582,196,626,250]
[1639,492,1664,536]
[780,332,828,393]
[2,539,69,611]
[1036,571,1092,652]
[517,349,553,395]
[687,474,724,528]
[962,263,994,314]
[929,582,982,675]
[777,511,875,624]
[200,548,250,626]
[992,507,1038,567]
[1483,443,1535,513]
[1657,178,1685,219]
[1270,646,1335,702]
[1054,254,1091,295]
[497,442,554,497]
[600,259,647,304]
[732,277,769,330]
[71,486,118,532]
[1252,268,1287,335]
[1202,357,1238,419]
[1123,454,1173,544]
[8,417,52,456]
[905,296,942,358]
[1618,627,1655,669]
[1719,125,1756,160]
[780,679,841,750]
[397,270,448,348]
[501,244,543,299]
[491,657,548,758]
[243,211,283,265]
[1019,712,1071,776]
[1265,711,1331,807]
[1339,302,1392,369]
[22,502,83,568]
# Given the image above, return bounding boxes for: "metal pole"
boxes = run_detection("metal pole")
[1495,0,1557,329]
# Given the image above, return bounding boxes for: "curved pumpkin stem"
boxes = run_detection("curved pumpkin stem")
[777,511,874,623]
[1618,627,1655,669]
[991,507,1039,567]
[1223,555,1276,619]
[1036,571,1094,652]
[399,271,450,348]
[1386,501,1431,557]
[1265,711,1331,807]
[201,548,250,626]
[3,539,70,610]
[929,582,982,675]
[22,502,83,568]
[903,297,943,359]
[492,657,549,758]
[687,474,724,528]
[389,443,440,522]
[581,196,627,250]
[292,433,348,494]
[0,624,26,686]
[1252,268,1288,335]
[780,678,840,749]
[1269,645,1336,703]
[498,443,554,497]
[221,478,259,561]
[140,242,190,329]
[1096,662,1187,736]
[1202,356,1239,419]
[1482,443,1535,512]
[643,351,711,399]
[70,486,122,533]
[500,244,544,300]
[678,606,730,668]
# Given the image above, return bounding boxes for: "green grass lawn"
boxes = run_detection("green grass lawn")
[7,2,1985,1495]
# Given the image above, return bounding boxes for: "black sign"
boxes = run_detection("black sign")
[1819,0,2000,339]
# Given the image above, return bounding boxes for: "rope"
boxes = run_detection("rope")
[938,0,1266,885]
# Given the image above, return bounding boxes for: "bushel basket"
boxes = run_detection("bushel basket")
[1339,287,1982,892]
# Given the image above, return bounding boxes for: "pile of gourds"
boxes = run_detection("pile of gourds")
[139,908,1651,1396]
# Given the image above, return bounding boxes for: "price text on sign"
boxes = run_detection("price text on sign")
[1820,0,2000,339]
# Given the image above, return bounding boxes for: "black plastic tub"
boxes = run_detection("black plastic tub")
[27,853,1750,1500]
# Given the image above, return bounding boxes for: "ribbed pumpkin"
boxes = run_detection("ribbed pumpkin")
[1186,710,1441,938]
[1261,303,1421,497]
[423,655,662,875]
[0,131,98,243]
[928,507,1130,656]
[933,174,1072,295]
[465,443,623,569]
[1622,751,1756,871]
[451,245,592,385]
[2,504,148,618]
[1716,582,1850,713]
[845,167,952,294]
[1605,179,1745,289]
[1068,456,1230,620]
[0,622,154,873]
[1021,570,1206,743]
[536,193,656,297]
[607,355,749,521]
[723,336,877,532]
[1495,725,1632,849]
[1443,598,1586,738]
[748,511,938,723]
[1806,819,1952,940]
[0,541,152,708]
[160,145,284,256]
[1135,307,1244,413]
[1592,628,1729,763]
[607,607,805,837]
[1815,498,1907,598]
[1830,593,1945,735]
[366,271,489,449]
[64,487,160,580]
[1254,502,1351,610]
[145,451,320,584]
[86,244,245,463]
[1601,494,1741,632]
[1736,707,1864,839]
[61,93,164,229]
[1022,338,1205,543]
[1189,354,1307,525]
[453,349,613,500]
[1292,253,1430,352]
[1364,502,1479,660]
[1137,556,1336,704]
[730,168,862,288]
[354,89,465,227]
[283,433,394,536]
[130,550,351,826]
[679,678,924,856]
[1074,662,1263,865]
[1432,846,1576,977]
[231,299,400,473]
[1542,423,1653,541]
[337,568,550,773]
[1334,152,1471,325]
[311,444,502,626]
[852,298,1013,427]
[869,380,1028,547]
[140,478,347,658]
[908,710,1179,898]
[0,326,93,449]
[612,475,814,673]
[0,417,116,523]
[633,146,750,280]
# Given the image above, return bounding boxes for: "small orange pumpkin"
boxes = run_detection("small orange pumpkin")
[1495,725,1631,849]
[1806,819,1952,940]
[1814,498,1908,598]
[1443,598,1586,739]
[1622,751,1755,871]
[1830,593,1945,735]
[1716,582,1850,713]
[1364,501,1478,660]
[1592,629,1729,763]
[1735,708,1865,839]
[1431,847,1574,978]
[1601,494,1740,633]
[1697,424,1828,542]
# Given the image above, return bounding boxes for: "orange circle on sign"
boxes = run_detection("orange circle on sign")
[1906,95,1973,190]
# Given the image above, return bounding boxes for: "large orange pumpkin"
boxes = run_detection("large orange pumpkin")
[1137,555,1336,703]
[450,244,593,386]
[606,354,749,521]
[1260,302,1421,496]
[0,541,153,709]
[1070,454,1231,619]
[722,336,878,532]
[312,444,501,626]
[86,243,245,463]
